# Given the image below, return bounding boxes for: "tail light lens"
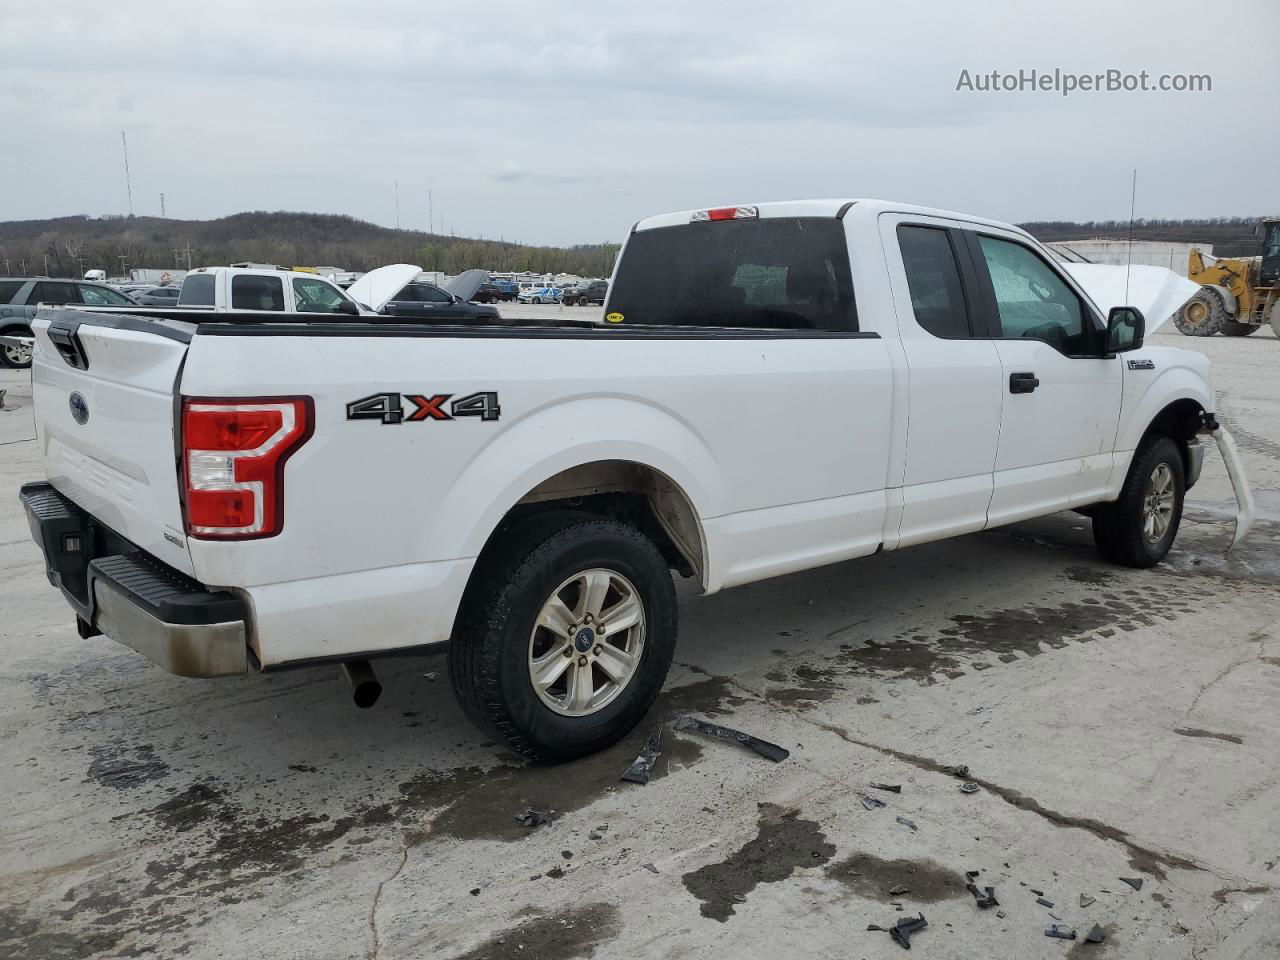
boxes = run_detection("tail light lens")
[181,396,313,539]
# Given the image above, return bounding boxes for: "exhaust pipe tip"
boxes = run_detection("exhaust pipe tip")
[342,660,382,709]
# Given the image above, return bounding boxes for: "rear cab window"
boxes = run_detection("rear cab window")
[179,274,216,306]
[231,275,285,311]
[897,225,972,338]
[608,216,857,331]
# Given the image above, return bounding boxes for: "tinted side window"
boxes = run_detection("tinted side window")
[78,284,132,305]
[0,280,23,303]
[231,275,284,311]
[977,236,1087,352]
[395,283,451,303]
[33,282,79,304]
[608,217,857,331]
[180,274,215,306]
[898,226,970,338]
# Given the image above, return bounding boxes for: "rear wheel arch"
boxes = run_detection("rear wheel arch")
[470,459,708,591]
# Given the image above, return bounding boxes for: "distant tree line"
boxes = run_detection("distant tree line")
[1,210,1273,279]
[0,211,621,278]
[1019,215,1277,258]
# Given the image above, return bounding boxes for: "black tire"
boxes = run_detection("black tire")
[1220,320,1258,336]
[0,325,33,369]
[1173,289,1226,337]
[1091,435,1184,568]
[449,514,678,762]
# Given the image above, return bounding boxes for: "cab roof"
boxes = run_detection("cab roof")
[633,199,1032,240]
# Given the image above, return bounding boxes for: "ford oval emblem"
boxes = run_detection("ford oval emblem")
[69,391,89,425]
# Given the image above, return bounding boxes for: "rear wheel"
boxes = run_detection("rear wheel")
[449,514,677,762]
[1092,436,1184,568]
[0,326,33,369]
[1173,289,1227,337]
[1220,320,1258,336]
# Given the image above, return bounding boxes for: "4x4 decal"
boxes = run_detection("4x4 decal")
[346,391,501,424]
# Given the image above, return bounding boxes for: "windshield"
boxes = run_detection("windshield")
[608,217,856,331]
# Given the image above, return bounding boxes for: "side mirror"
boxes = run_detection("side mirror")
[335,298,360,316]
[1105,306,1145,354]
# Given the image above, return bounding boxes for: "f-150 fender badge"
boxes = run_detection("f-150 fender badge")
[346,391,500,424]
[1127,359,1155,370]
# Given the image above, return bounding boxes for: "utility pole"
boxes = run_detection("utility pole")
[160,192,166,218]
[176,242,193,271]
[118,255,128,278]
[429,189,433,236]
[121,131,134,217]
[43,254,49,275]
[2,259,9,275]
[395,181,400,230]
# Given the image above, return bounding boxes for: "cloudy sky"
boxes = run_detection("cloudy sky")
[3,0,1276,246]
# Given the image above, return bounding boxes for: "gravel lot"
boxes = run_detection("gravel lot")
[2,323,1279,959]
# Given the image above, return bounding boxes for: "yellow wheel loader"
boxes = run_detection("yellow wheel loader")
[1174,219,1280,337]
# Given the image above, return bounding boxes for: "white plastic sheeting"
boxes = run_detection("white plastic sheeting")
[1062,263,1200,334]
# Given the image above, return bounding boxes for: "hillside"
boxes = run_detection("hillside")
[1019,216,1273,258]
[0,211,1272,280]
[0,211,619,278]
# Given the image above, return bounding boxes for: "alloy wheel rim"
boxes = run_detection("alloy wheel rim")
[3,343,31,365]
[527,568,646,717]
[1143,462,1175,543]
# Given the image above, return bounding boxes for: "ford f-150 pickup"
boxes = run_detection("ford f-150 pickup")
[18,199,1252,762]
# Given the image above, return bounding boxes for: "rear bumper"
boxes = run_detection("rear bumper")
[19,482,249,677]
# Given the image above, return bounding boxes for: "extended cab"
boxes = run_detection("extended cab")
[19,199,1244,762]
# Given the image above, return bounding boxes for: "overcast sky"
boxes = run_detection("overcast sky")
[3,0,1276,246]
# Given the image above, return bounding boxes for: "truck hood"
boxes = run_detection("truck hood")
[1061,263,1199,334]
[345,264,421,312]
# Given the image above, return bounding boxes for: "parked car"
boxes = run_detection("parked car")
[492,279,518,301]
[382,282,501,320]
[563,280,609,306]
[471,282,503,304]
[17,198,1248,766]
[135,285,183,306]
[517,285,562,304]
[0,278,137,368]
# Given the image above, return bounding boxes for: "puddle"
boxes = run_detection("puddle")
[450,902,621,960]
[826,852,967,903]
[681,803,835,922]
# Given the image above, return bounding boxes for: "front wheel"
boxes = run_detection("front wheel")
[449,515,677,762]
[1091,436,1185,568]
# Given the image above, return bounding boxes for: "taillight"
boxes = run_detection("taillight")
[691,205,759,222]
[181,396,313,540]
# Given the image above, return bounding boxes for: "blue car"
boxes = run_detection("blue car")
[517,285,562,304]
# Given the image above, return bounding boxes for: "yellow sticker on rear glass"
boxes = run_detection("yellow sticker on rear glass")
[606,312,624,323]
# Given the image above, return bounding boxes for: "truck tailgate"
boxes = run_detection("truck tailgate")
[31,310,197,577]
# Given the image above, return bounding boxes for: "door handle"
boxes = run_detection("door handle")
[1009,372,1039,394]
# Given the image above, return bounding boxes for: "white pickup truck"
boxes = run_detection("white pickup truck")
[19,199,1248,762]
